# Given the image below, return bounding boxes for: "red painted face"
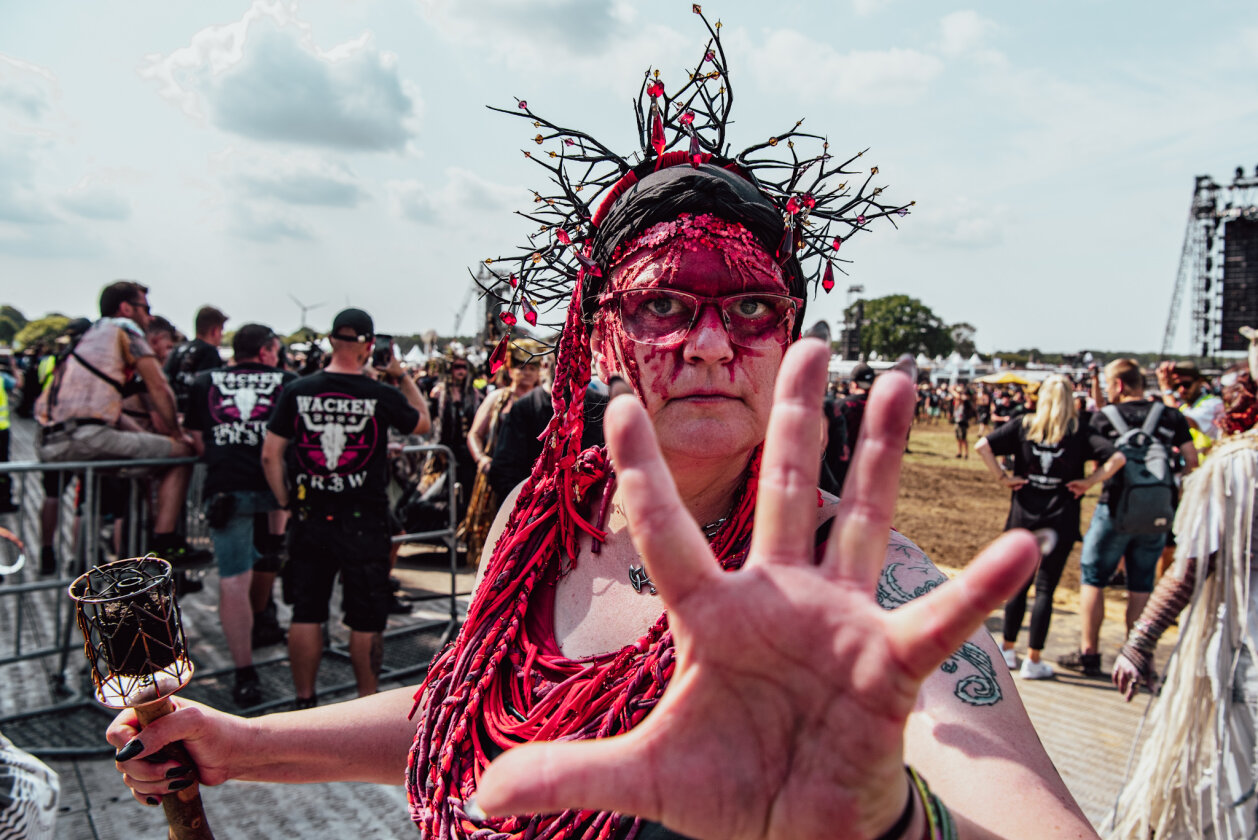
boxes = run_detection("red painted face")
[592,215,791,463]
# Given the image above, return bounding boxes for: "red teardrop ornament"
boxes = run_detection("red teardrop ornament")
[575,251,603,277]
[803,194,816,210]
[523,299,539,326]
[556,228,571,246]
[509,273,518,288]
[679,110,695,126]
[786,197,801,215]
[822,261,835,292]
[832,237,842,251]
[689,133,702,168]
[500,311,517,326]
[488,333,510,374]
[776,226,794,261]
[647,81,665,99]
[650,103,666,158]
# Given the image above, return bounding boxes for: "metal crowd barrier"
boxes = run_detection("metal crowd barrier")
[0,440,467,755]
[0,453,199,756]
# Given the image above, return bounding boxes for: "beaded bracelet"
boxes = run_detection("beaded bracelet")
[908,765,957,840]
[874,766,955,840]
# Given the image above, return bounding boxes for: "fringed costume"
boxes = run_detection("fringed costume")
[1110,382,1258,838]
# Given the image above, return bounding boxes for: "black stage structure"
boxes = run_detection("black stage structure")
[1163,167,1258,357]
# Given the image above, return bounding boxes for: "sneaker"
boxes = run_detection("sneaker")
[232,675,262,708]
[1019,659,1054,680]
[1057,650,1102,677]
[388,594,413,615]
[294,694,318,710]
[160,543,215,570]
[1001,648,1018,670]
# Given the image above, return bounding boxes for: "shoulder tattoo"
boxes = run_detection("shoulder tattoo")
[877,538,1003,708]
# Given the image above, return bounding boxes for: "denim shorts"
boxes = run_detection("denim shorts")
[1078,502,1166,592]
[206,490,279,578]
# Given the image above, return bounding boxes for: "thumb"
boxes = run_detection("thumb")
[475,733,657,821]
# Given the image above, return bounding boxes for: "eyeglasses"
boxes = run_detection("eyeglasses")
[606,289,802,349]
[130,300,151,314]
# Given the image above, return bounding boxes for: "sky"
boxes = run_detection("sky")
[1,0,1255,355]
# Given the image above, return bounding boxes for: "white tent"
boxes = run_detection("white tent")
[404,345,426,365]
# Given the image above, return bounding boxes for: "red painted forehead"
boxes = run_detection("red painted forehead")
[603,214,787,298]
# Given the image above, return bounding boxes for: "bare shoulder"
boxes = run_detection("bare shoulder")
[876,532,949,611]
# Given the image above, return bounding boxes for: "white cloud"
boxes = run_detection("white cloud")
[751,30,943,104]
[0,55,58,121]
[938,11,998,59]
[141,0,420,152]
[224,151,367,207]
[0,136,58,224]
[227,204,314,242]
[851,0,894,17]
[417,0,688,80]
[388,167,518,225]
[58,177,132,220]
[910,196,1006,249]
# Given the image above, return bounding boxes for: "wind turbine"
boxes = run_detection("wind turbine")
[289,294,326,333]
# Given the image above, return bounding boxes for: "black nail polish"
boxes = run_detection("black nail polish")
[165,765,193,779]
[146,796,160,806]
[115,738,144,762]
[168,778,194,792]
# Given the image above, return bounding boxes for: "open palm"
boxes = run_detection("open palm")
[475,340,1040,839]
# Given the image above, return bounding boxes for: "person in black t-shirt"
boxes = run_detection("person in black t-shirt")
[976,374,1125,680]
[164,305,227,416]
[1058,358,1197,677]
[951,386,976,458]
[833,362,874,491]
[263,308,430,706]
[186,324,295,707]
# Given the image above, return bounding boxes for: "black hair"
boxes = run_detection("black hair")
[99,281,148,318]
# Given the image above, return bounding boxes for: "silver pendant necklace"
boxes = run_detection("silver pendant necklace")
[628,516,728,595]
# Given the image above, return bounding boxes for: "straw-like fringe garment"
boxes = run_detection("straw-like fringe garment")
[1109,431,1258,839]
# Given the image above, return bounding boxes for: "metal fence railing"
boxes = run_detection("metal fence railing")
[0,441,466,756]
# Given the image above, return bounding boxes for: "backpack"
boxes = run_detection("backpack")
[1100,403,1176,535]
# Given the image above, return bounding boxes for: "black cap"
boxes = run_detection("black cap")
[330,308,373,343]
[851,362,875,385]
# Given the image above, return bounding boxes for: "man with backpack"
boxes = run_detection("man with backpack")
[34,281,210,567]
[1058,358,1196,677]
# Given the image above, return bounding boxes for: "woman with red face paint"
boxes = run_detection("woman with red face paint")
[105,16,1097,840]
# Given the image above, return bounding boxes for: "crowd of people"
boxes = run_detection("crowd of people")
[1,14,1253,840]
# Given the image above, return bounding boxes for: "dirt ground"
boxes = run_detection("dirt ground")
[893,418,1103,611]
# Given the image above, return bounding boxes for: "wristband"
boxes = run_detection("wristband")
[872,767,918,840]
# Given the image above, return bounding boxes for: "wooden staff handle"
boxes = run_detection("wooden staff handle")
[137,697,215,840]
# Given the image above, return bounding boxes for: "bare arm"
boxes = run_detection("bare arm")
[882,534,1097,838]
[261,431,290,509]
[387,358,431,435]
[974,436,1026,490]
[1179,439,1199,475]
[134,356,181,438]
[107,687,419,799]
[1065,450,1125,498]
[466,394,498,471]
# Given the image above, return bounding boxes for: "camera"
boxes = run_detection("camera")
[372,334,396,369]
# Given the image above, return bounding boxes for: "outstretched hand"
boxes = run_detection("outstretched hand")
[475,340,1040,839]
[1112,652,1156,702]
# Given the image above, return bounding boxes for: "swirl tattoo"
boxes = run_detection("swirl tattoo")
[876,539,1003,707]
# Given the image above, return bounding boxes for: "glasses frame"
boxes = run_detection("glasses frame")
[604,288,803,349]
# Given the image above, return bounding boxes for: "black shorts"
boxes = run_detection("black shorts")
[954,422,969,440]
[286,515,392,633]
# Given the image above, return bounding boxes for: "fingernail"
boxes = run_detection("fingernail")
[607,376,633,398]
[892,353,917,382]
[146,796,160,806]
[115,738,144,762]
[464,795,487,821]
[168,778,194,792]
[165,765,194,779]
[1033,528,1057,556]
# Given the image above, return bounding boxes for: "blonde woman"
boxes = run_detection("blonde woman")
[976,374,1126,678]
